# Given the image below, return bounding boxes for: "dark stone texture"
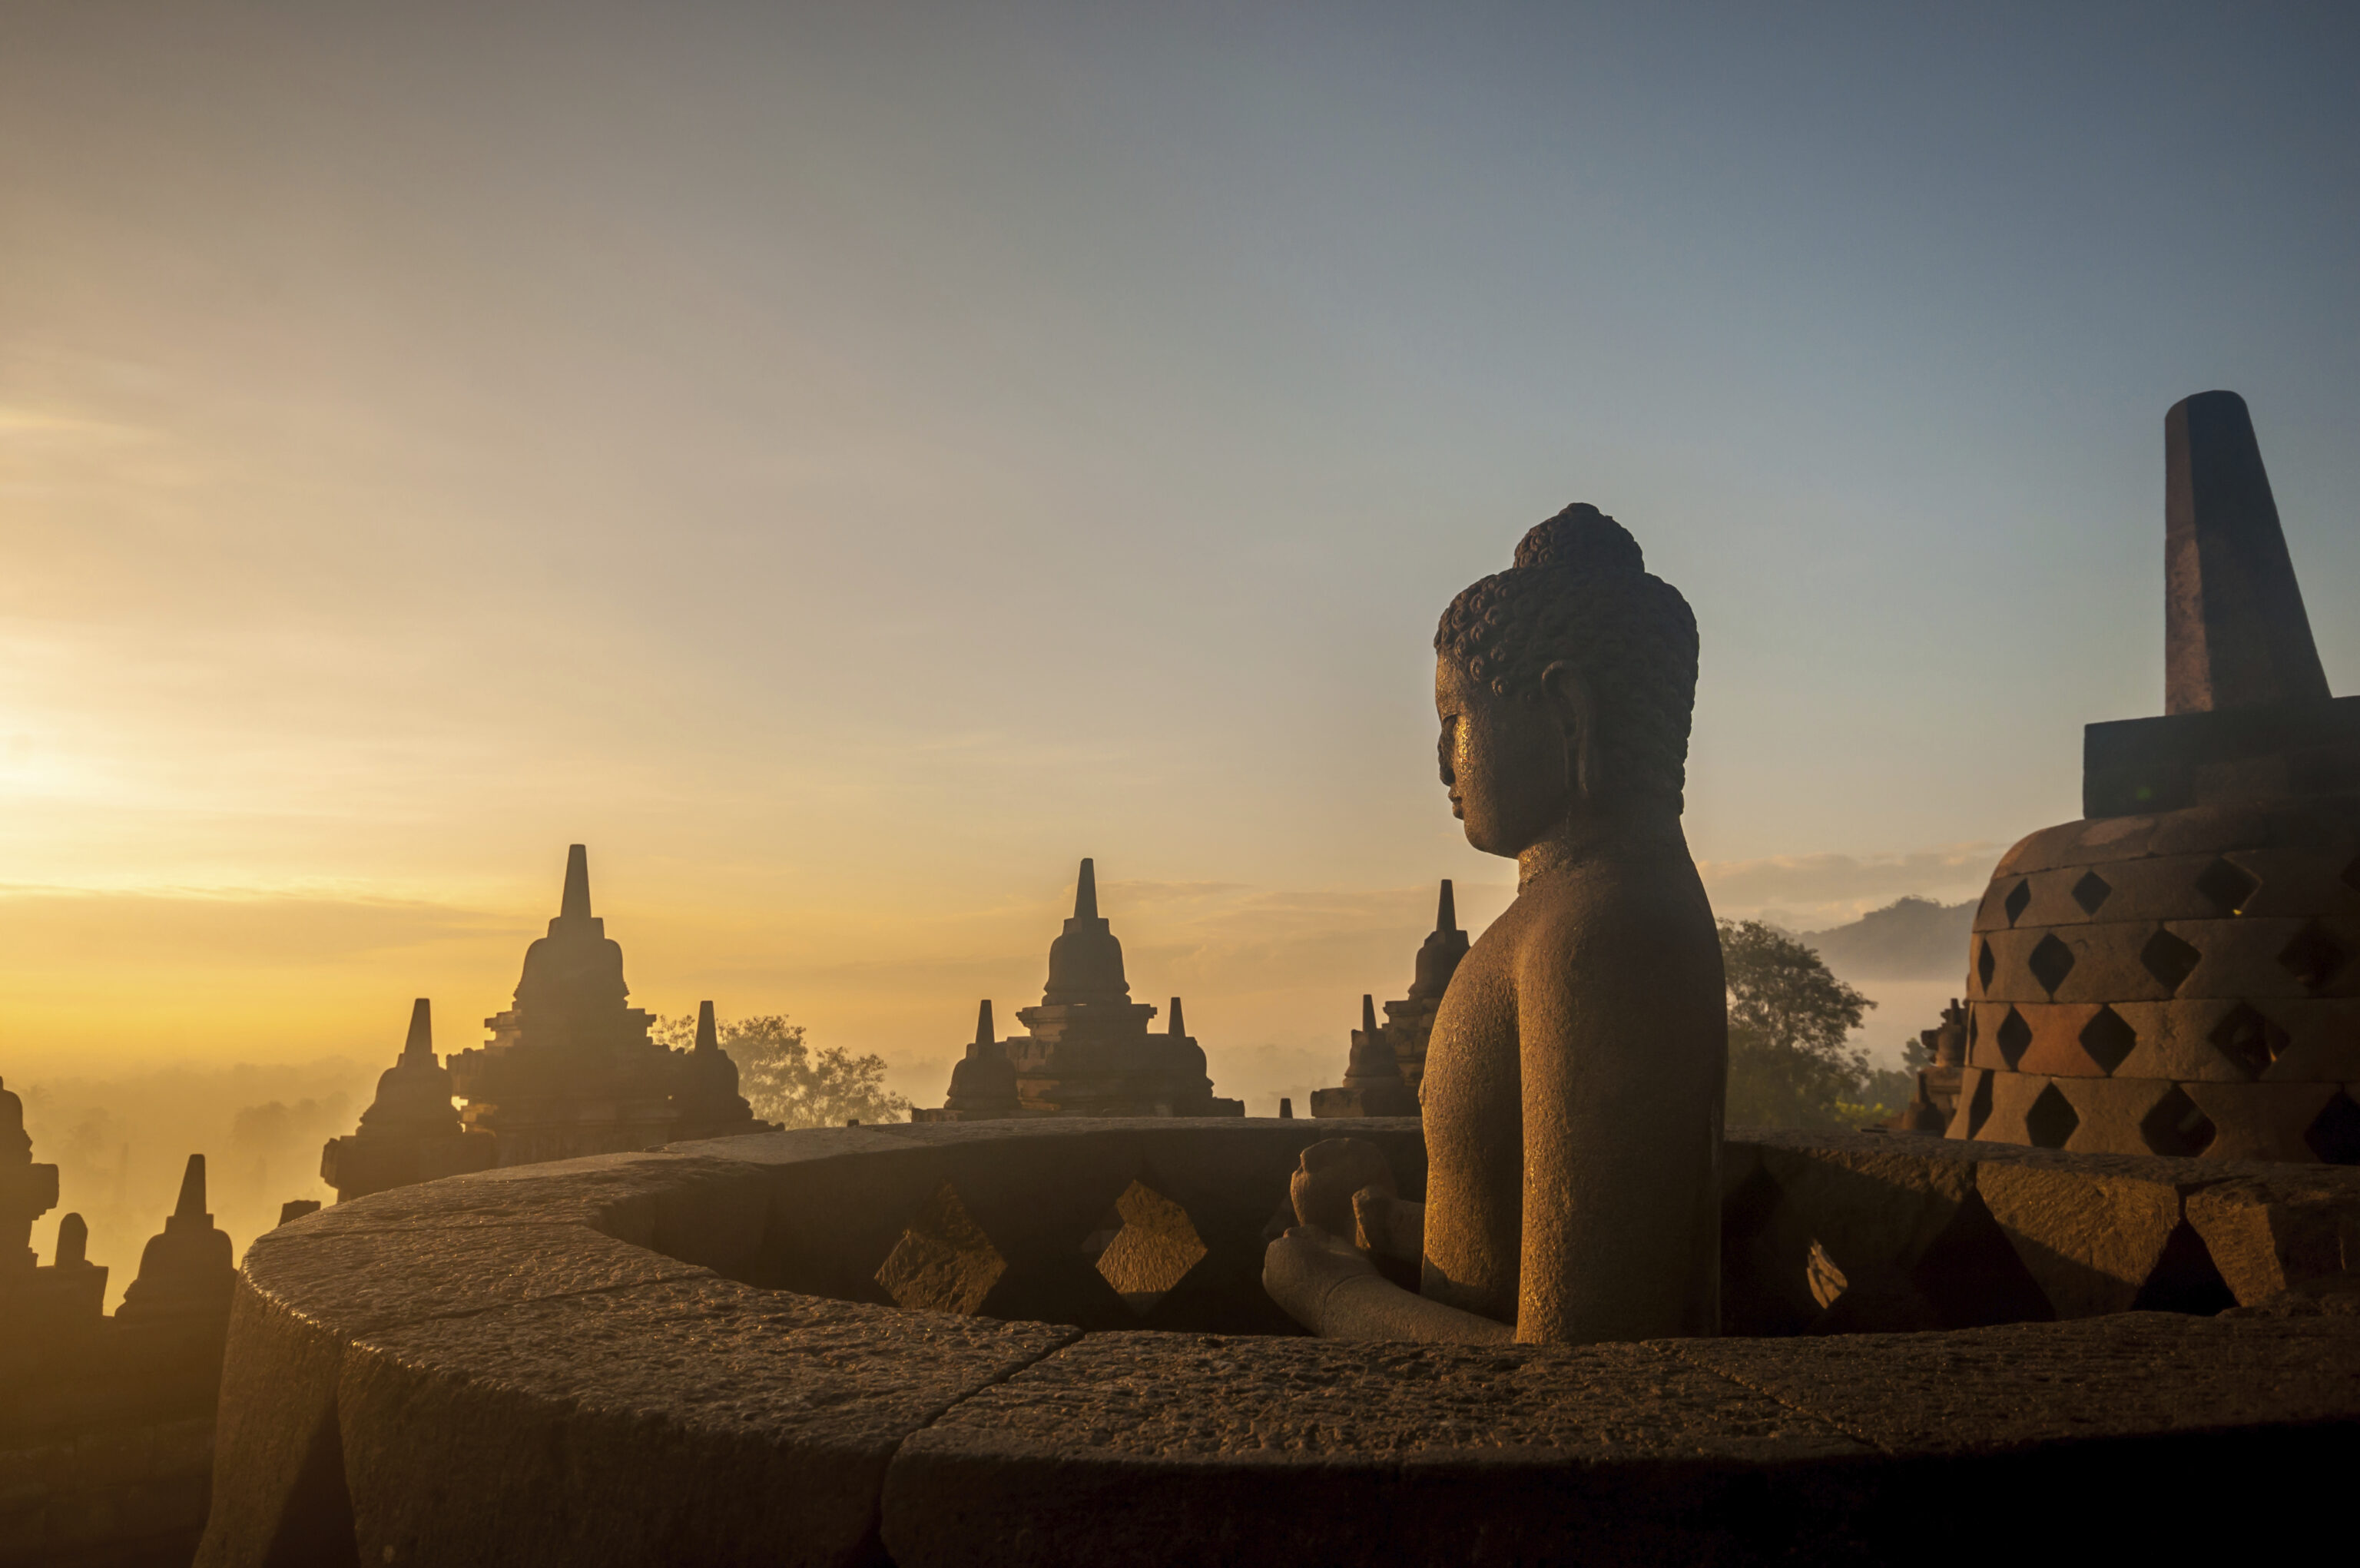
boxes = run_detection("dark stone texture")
[2163,390,2328,716]
[200,1121,2360,1566]
[883,1332,1874,1568]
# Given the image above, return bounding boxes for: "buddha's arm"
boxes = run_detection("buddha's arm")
[1516,913,1724,1344]
[1263,1225,1512,1343]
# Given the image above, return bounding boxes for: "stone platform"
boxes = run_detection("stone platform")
[197,1120,2360,1566]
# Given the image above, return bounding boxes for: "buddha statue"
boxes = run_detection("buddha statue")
[1265,504,1725,1344]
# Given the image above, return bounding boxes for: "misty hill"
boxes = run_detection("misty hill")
[1800,897,1976,981]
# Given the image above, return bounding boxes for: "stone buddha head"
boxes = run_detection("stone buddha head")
[1434,504,1698,857]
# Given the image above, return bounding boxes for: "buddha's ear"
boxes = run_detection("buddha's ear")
[1539,661,1598,800]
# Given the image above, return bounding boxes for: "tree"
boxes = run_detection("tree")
[1718,919,1880,1129]
[652,1013,912,1128]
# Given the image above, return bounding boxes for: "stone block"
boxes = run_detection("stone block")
[881,1333,1872,1568]
[2107,998,2289,1082]
[2260,998,2360,1080]
[2049,1077,2178,1157]
[1972,924,2171,1006]
[1976,1159,2186,1317]
[1672,1312,2360,1453]
[2181,1080,2344,1161]
[2010,1002,2111,1077]
[2164,914,2360,1001]
[342,1279,1076,1568]
[1992,815,2156,880]
[239,1217,715,1338]
[2185,1173,2360,1302]
[1967,1072,2053,1146]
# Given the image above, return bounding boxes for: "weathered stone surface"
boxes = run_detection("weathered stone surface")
[239,1217,714,1338]
[1977,1161,2188,1317]
[341,1281,1073,1568]
[202,1122,2360,1566]
[2185,1172,2360,1302]
[882,1332,1871,1568]
[1675,1311,2360,1451]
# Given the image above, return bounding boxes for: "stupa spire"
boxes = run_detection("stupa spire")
[560,844,593,921]
[1042,857,1130,1004]
[173,1154,208,1224]
[1169,996,1186,1037]
[696,999,719,1052]
[973,999,995,1050]
[1437,879,1459,933]
[1361,993,1380,1036]
[2164,391,2330,714]
[402,998,433,1060]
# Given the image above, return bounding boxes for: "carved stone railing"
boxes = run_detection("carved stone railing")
[196,1119,2360,1566]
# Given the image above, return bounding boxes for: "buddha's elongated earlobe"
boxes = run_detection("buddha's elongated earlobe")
[1541,661,1597,803]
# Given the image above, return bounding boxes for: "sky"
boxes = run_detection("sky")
[2,1,2356,1119]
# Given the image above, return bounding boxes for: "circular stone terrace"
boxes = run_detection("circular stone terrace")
[196,1119,2360,1567]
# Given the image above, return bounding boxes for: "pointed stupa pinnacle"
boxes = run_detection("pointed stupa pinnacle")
[561,844,593,920]
[1437,879,1459,933]
[173,1154,207,1222]
[696,999,719,1052]
[1042,856,1129,1004]
[2164,392,2330,713]
[402,998,434,1059]
[973,999,996,1051]
[55,1212,88,1268]
[1169,997,1186,1037]
[1361,994,1380,1036]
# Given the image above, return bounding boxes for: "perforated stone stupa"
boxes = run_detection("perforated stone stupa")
[1958,392,2360,1162]
[319,999,497,1202]
[914,860,1241,1119]
[1311,879,1468,1117]
[446,845,688,1164]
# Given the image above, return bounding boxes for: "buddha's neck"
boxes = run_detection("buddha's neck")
[1516,808,1687,890]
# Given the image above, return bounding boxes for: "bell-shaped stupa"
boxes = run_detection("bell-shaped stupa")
[916,860,1241,1119]
[115,1155,234,1322]
[447,846,681,1164]
[1312,880,1467,1118]
[1957,393,2360,1162]
[671,1000,774,1141]
[320,1000,498,1202]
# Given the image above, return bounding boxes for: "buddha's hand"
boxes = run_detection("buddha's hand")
[1263,1225,1381,1334]
[1289,1138,1397,1235]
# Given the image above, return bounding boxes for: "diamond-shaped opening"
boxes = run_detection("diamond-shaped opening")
[2277,920,2348,993]
[2140,1084,2216,1158]
[2024,1083,2079,1149]
[2193,857,2260,917]
[2303,1091,2360,1165]
[876,1180,1006,1315]
[2027,933,2076,997]
[1962,1070,1994,1138]
[2070,870,2113,916]
[2206,1003,2287,1079]
[2140,928,2202,994]
[1994,1006,2033,1069]
[1976,939,1995,990]
[2077,1005,2137,1074]
[1092,1178,1208,1316]
[2003,878,2033,926]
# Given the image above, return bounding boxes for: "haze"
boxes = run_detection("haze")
[5,2,2357,1142]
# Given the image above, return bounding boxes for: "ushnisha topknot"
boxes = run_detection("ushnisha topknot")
[1510,502,1645,574]
[1436,502,1699,811]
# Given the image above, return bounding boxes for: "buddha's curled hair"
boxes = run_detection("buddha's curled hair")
[1436,502,1699,811]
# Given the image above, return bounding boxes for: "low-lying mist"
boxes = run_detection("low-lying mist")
[13,1058,377,1310]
